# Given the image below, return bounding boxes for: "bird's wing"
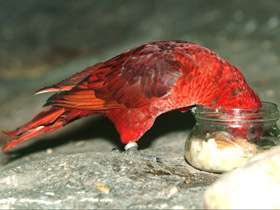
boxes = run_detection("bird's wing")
[43,43,184,110]
[34,63,104,94]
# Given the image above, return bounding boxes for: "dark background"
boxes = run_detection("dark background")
[1,0,279,78]
[0,0,279,153]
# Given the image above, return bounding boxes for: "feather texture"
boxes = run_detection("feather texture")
[2,40,261,151]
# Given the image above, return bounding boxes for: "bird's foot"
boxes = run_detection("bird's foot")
[111,142,162,163]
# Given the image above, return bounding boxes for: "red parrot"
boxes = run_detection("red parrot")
[2,40,261,152]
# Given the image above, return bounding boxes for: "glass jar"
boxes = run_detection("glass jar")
[185,101,280,173]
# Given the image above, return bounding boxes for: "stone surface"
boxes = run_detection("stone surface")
[0,148,219,209]
[204,146,280,209]
[0,0,279,209]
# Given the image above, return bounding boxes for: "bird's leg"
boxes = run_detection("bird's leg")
[111,142,162,163]
[124,142,138,151]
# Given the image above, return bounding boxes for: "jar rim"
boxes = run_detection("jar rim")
[195,101,279,123]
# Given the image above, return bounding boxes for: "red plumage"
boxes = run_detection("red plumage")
[2,40,261,151]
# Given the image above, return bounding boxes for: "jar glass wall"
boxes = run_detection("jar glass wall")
[184,102,280,172]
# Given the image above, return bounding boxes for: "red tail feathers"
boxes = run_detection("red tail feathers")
[2,107,95,151]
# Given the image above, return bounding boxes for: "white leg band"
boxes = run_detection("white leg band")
[124,142,138,151]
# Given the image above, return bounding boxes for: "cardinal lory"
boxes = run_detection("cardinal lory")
[2,40,261,152]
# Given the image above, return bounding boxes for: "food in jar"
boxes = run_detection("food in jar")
[185,131,257,172]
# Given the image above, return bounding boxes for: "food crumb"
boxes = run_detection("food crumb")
[96,183,110,194]
[65,172,71,178]
[185,179,191,184]
[75,141,85,146]
[46,148,53,154]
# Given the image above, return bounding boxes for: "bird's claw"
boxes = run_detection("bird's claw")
[111,147,162,163]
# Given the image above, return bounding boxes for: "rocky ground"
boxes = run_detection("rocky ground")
[0,0,279,209]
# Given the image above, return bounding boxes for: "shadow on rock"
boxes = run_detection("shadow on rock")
[2,110,195,163]
[139,110,195,149]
